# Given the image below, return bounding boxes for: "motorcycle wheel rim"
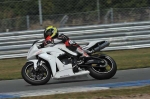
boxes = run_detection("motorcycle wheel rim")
[91,57,113,73]
[25,63,49,81]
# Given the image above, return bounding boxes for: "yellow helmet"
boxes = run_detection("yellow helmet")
[44,26,58,39]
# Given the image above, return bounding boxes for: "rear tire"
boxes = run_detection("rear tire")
[88,54,117,80]
[21,62,51,85]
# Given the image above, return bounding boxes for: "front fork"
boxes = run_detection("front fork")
[36,58,43,71]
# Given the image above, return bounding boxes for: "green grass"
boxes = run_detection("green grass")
[0,48,150,80]
[102,48,150,70]
[0,57,26,80]
[20,85,150,99]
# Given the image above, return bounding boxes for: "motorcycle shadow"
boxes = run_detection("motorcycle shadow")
[25,77,117,86]
[48,77,117,85]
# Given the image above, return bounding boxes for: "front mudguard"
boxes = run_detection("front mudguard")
[26,53,56,74]
[26,59,38,70]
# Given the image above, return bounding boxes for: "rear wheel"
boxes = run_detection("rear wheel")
[88,54,117,80]
[21,62,51,85]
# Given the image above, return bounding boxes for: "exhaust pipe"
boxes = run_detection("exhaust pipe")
[93,41,110,52]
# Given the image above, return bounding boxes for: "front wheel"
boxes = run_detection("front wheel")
[21,62,51,85]
[88,54,117,80]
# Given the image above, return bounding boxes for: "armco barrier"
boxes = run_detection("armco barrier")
[0,21,150,59]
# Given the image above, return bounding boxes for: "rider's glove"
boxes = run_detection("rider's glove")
[38,43,44,48]
[38,40,53,48]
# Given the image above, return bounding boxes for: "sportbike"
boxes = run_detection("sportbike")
[21,39,117,85]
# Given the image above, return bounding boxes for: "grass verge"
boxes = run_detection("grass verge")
[0,48,150,80]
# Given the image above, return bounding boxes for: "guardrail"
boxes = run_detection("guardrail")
[0,21,150,59]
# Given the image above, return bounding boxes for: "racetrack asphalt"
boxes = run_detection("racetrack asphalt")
[0,68,150,98]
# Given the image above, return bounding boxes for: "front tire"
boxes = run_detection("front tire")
[21,62,51,85]
[88,54,117,80]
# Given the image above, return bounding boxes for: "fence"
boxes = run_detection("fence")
[1,0,150,32]
[0,21,150,59]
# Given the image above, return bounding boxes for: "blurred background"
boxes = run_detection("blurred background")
[0,0,150,32]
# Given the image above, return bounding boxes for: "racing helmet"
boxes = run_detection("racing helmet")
[44,26,59,39]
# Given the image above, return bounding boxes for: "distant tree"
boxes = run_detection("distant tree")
[102,0,149,8]
[42,0,53,15]
[51,0,97,14]
[0,0,38,19]
[0,0,150,19]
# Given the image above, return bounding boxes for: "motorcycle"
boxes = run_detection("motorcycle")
[21,39,117,85]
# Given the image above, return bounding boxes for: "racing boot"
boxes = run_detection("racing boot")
[72,57,86,73]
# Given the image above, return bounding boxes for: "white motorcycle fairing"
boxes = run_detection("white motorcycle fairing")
[26,40,89,79]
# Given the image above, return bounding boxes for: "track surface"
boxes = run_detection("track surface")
[0,68,150,93]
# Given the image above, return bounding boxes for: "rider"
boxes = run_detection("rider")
[40,26,89,72]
